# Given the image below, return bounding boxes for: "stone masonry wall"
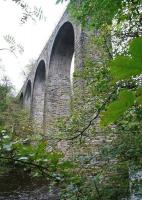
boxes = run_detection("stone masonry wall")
[20,10,84,134]
[19,8,106,140]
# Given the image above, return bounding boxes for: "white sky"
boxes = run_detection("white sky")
[0,0,68,92]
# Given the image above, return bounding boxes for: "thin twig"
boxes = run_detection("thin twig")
[68,85,118,141]
[0,156,49,175]
[0,48,17,57]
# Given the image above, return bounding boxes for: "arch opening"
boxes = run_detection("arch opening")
[19,93,23,105]
[32,60,46,129]
[46,22,75,129]
[24,80,31,109]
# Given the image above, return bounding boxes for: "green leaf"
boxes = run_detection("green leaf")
[45,152,63,165]
[101,90,134,126]
[110,56,142,82]
[59,161,75,170]
[130,37,142,63]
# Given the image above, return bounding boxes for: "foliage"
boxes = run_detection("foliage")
[0,128,60,177]
[110,37,142,82]
[0,0,142,199]
[0,77,13,115]
[22,59,36,79]
[4,35,24,54]
[55,1,142,199]
[57,0,142,30]
[57,0,122,28]
[0,77,28,133]
[101,36,142,126]
[9,0,46,23]
[101,90,135,126]
[58,0,142,57]
[0,79,77,191]
[56,37,142,197]
[99,36,142,126]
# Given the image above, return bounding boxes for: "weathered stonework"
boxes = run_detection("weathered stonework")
[19,10,92,134]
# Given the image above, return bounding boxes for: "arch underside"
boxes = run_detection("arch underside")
[32,60,46,129]
[24,80,31,110]
[20,93,23,105]
[45,22,75,131]
[22,22,75,132]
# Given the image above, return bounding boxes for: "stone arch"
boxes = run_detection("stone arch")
[32,60,46,129]
[45,21,75,131]
[23,80,31,109]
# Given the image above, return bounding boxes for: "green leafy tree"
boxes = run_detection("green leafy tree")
[0,1,142,199]
[101,37,142,126]
[55,0,142,199]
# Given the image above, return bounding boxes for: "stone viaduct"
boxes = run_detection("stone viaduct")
[19,10,97,134]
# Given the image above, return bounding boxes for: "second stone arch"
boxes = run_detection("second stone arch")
[32,60,46,130]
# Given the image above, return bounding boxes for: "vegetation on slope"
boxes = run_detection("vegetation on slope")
[0,0,142,199]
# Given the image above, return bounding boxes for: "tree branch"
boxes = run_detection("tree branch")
[68,85,118,141]
[0,48,17,57]
[0,156,49,176]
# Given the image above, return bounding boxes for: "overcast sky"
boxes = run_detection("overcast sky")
[0,0,68,92]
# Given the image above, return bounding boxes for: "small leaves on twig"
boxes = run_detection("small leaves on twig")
[2,34,24,56]
[10,0,46,24]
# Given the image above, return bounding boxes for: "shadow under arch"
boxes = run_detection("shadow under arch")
[23,80,31,110]
[19,92,23,105]
[45,21,75,132]
[32,60,46,129]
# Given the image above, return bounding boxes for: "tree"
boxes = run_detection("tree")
[55,1,142,199]
[22,59,36,80]
[0,1,142,199]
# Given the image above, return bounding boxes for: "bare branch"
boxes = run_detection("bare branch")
[0,48,17,57]
[68,85,118,141]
